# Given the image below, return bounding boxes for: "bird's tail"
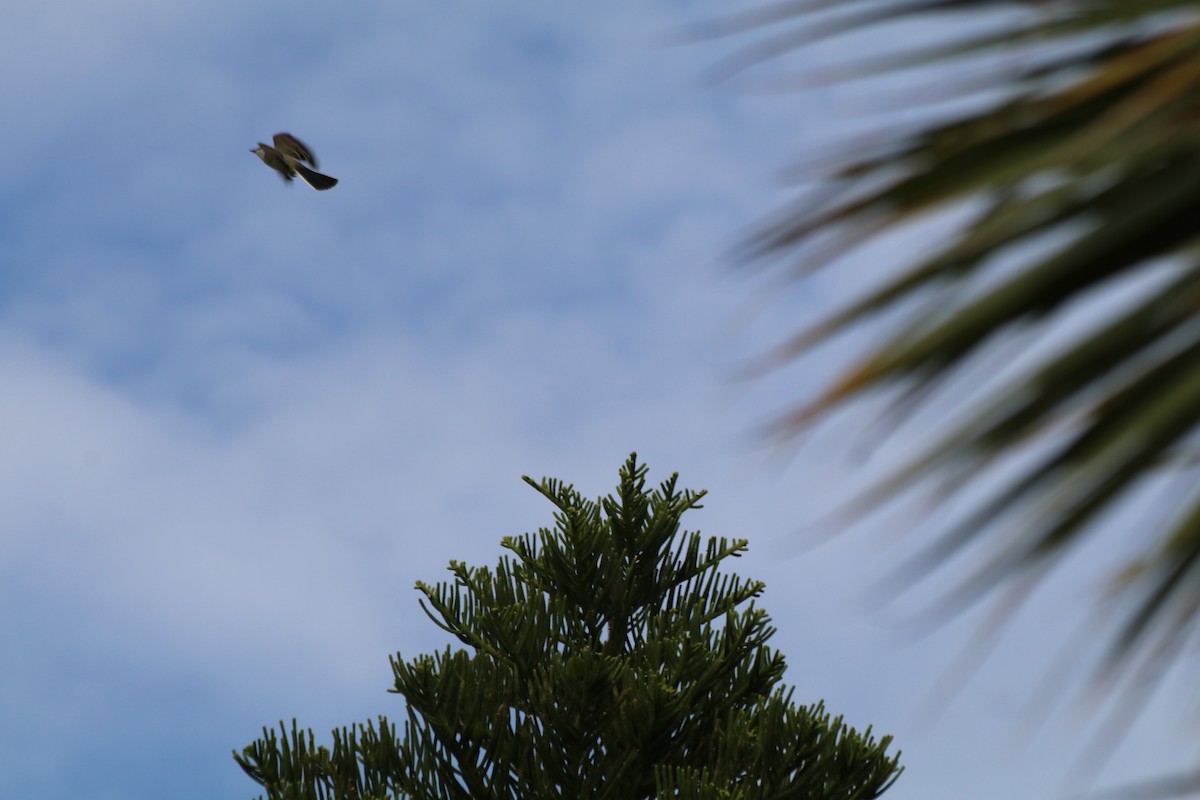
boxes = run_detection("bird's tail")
[295,163,338,191]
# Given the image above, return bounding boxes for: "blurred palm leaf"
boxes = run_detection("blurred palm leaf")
[716,0,1200,713]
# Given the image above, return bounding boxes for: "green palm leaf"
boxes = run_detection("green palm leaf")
[729,0,1200,710]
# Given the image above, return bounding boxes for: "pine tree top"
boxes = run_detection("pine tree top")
[236,454,902,800]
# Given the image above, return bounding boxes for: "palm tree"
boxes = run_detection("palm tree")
[704,0,1200,772]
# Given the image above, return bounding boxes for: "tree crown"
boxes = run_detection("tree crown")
[235,454,902,800]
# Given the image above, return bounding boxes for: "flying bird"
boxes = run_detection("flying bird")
[251,133,338,191]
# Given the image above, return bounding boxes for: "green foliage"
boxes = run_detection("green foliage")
[716,0,1200,687]
[235,454,902,800]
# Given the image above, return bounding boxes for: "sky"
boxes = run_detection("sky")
[3,1,1198,799]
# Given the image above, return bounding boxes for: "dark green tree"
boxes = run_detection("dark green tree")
[234,454,902,800]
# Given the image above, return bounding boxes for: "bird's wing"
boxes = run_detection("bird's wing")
[272,133,318,167]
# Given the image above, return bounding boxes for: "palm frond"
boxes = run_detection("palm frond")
[736,0,1200,707]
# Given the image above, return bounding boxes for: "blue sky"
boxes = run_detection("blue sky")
[3,2,1196,799]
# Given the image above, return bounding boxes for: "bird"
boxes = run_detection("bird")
[251,133,338,191]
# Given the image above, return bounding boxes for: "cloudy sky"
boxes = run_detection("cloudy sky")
[3,1,1197,799]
